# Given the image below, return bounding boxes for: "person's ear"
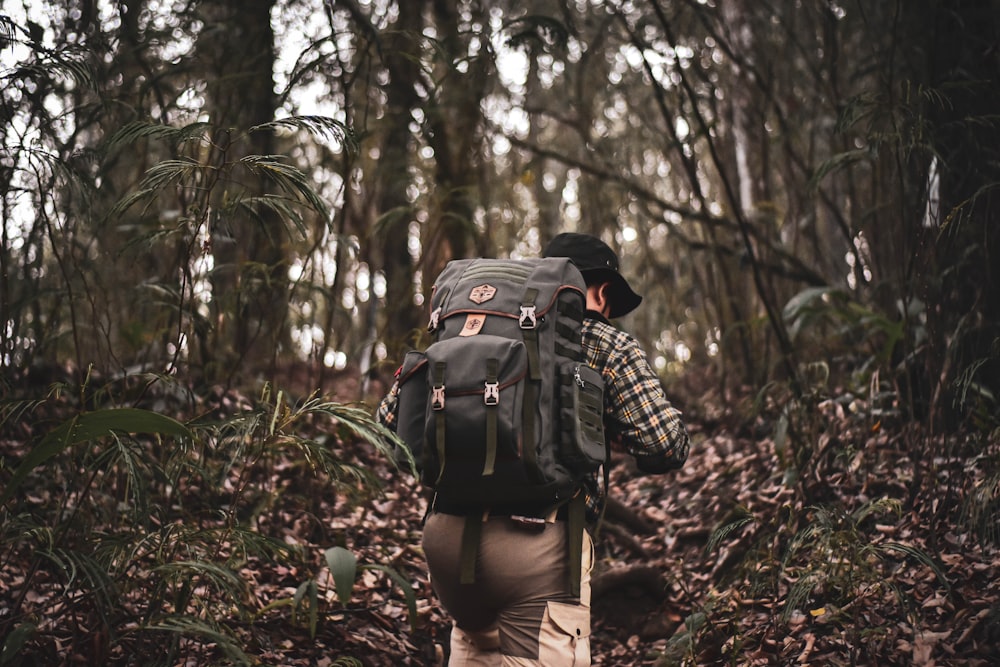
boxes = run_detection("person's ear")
[585,282,612,316]
[596,282,611,316]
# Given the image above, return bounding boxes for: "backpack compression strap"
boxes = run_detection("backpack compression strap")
[484,358,499,476]
[520,287,541,380]
[519,287,541,481]
[431,360,447,484]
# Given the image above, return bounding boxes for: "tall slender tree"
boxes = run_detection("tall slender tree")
[194,0,287,381]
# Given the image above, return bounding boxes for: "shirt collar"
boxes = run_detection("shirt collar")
[584,308,610,325]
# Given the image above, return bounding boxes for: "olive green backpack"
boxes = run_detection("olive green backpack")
[393,257,606,594]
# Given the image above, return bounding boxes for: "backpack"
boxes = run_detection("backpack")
[392,258,606,592]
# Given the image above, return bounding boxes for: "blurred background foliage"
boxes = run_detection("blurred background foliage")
[2,0,997,432]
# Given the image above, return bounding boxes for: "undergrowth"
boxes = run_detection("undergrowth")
[0,379,410,666]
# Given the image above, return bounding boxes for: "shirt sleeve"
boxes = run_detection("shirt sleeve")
[375,380,400,431]
[592,325,690,468]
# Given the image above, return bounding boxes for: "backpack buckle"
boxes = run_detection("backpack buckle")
[428,306,442,332]
[431,385,446,410]
[518,305,537,329]
[484,381,500,405]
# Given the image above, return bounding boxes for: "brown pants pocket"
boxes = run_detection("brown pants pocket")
[536,600,590,666]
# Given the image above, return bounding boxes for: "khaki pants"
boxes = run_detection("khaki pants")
[422,512,593,666]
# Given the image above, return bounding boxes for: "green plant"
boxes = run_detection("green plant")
[962,450,1000,549]
[264,545,417,640]
[782,287,926,412]
[700,497,949,664]
[952,337,1000,434]
[0,383,408,664]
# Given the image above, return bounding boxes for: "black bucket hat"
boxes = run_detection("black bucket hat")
[543,232,642,318]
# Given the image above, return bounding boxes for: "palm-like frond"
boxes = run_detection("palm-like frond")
[250,115,358,153]
[235,193,310,239]
[705,506,755,554]
[879,542,949,589]
[851,497,902,525]
[39,547,119,612]
[239,154,331,221]
[0,14,16,44]
[138,615,251,667]
[103,120,213,152]
[8,45,96,91]
[782,571,820,621]
[141,158,207,192]
[89,434,152,521]
[2,386,409,665]
[152,560,247,600]
[106,157,206,219]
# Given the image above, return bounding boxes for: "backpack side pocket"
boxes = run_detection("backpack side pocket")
[395,351,429,469]
[559,362,606,473]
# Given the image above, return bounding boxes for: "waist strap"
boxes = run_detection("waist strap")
[433,497,569,521]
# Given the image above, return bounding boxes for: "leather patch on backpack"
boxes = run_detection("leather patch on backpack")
[468,284,497,304]
[459,314,486,336]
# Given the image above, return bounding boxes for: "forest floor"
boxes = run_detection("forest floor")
[248,384,1000,666]
[1,377,999,666]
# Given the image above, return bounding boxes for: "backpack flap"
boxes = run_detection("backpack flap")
[422,335,530,500]
[428,258,583,342]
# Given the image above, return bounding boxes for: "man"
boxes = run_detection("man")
[378,232,690,665]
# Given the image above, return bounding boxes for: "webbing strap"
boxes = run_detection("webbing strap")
[557,297,583,320]
[459,513,483,585]
[525,329,541,381]
[519,286,542,481]
[567,493,586,598]
[483,358,499,476]
[522,380,539,481]
[432,361,447,484]
[522,288,541,380]
[591,440,614,543]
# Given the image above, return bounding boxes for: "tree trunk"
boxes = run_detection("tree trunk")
[197,0,285,384]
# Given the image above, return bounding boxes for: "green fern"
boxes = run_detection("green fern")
[961,462,1000,548]
[0,381,408,665]
[269,545,418,638]
[705,506,755,555]
[103,120,214,152]
[250,115,358,153]
[137,615,251,667]
[776,498,948,624]
[239,154,331,222]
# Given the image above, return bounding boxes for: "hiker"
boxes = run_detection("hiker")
[377,232,690,665]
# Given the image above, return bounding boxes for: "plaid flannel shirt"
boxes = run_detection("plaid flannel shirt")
[578,312,690,519]
[375,312,690,521]
[376,382,400,430]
